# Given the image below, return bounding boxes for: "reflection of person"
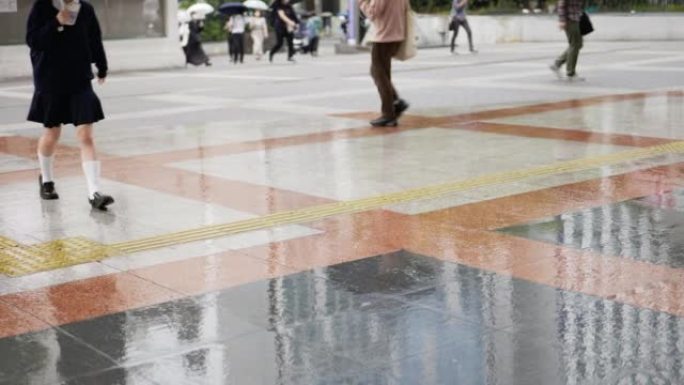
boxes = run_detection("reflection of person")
[359,0,410,127]
[269,0,298,63]
[249,10,269,60]
[185,15,212,66]
[226,14,246,64]
[449,0,476,54]
[27,0,114,210]
[550,0,583,80]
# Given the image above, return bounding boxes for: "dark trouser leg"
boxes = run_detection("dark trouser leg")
[236,34,244,63]
[310,36,319,55]
[555,21,582,75]
[462,18,474,51]
[270,30,285,59]
[565,21,582,76]
[227,35,232,58]
[450,20,460,52]
[370,42,400,119]
[286,31,295,59]
[230,34,238,62]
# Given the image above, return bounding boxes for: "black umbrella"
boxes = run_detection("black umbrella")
[219,2,247,15]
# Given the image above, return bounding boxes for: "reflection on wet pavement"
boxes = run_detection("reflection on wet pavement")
[0,252,683,385]
[501,190,684,268]
[2,41,684,384]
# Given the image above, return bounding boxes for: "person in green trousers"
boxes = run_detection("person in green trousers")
[550,0,584,81]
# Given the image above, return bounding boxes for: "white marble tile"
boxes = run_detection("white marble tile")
[0,153,36,174]
[0,262,120,295]
[385,181,543,215]
[486,96,684,140]
[49,116,366,158]
[101,224,321,272]
[0,176,257,245]
[171,128,631,203]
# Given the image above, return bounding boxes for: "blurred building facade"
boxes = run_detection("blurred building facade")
[0,0,184,79]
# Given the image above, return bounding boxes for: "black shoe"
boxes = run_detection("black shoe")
[288,57,296,63]
[89,192,115,211]
[39,175,59,200]
[394,99,409,119]
[370,117,398,127]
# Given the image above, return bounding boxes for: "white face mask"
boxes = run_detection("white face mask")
[52,0,82,25]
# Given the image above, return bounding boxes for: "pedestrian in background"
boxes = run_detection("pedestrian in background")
[249,10,269,60]
[226,13,246,64]
[186,14,212,66]
[360,0,410,127]
[550,0,584,80]
[449,0,476,54]
[269,0,298,63]
[26,0,114,210]
[304,13,321,56]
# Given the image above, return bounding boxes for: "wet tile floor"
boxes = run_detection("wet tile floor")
[2,42,684,384]
[500,189,684,269]
[3,252,684,385]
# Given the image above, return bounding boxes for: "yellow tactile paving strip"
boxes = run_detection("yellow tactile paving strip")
[0,238,118,277]
[2,140,684,277]
[0,237,19,249]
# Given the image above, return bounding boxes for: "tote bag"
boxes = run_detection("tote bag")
[394,2,417,61]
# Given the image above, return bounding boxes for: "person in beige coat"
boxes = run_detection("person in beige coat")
[360,0,410,127]
[249,10,269,60]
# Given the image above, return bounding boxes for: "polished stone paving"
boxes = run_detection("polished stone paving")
[4,252,684,384]
[1,41,684,384]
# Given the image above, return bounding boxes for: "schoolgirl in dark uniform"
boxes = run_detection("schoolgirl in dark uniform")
[27,0,114,210]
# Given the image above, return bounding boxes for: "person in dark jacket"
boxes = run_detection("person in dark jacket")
[185,15,212,66]
[27,0,114,210]
[269,0,299,63]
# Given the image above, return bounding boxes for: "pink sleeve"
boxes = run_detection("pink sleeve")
[360,0,387,21]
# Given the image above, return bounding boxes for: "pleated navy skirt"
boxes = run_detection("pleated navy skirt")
[27,84,105,128]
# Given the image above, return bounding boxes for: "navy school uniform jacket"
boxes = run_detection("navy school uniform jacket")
[26,0,108,94]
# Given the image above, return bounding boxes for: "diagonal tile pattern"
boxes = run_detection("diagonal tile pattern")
[1,41,684,384]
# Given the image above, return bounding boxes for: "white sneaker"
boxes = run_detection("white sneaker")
[549,64,562,79]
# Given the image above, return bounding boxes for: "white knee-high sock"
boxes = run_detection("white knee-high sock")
[38,152,54,183]
[81,160,101,199]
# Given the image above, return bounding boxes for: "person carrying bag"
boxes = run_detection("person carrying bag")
[360,0,415,127]
[550,0,591,81]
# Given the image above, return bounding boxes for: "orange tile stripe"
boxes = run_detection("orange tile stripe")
[415,171,676,231]
[1,90,684,340]
[451,122,677,148]
[0,211,403,338]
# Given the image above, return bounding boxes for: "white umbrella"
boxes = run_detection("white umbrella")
[187,2,215,17]
[177,10,192,23]
[244,0,269,11]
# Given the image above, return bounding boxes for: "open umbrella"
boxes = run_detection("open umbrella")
[219,2,247,15]
[177,10,192,23]
[187,2,215,17]
[244,0,269,11]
